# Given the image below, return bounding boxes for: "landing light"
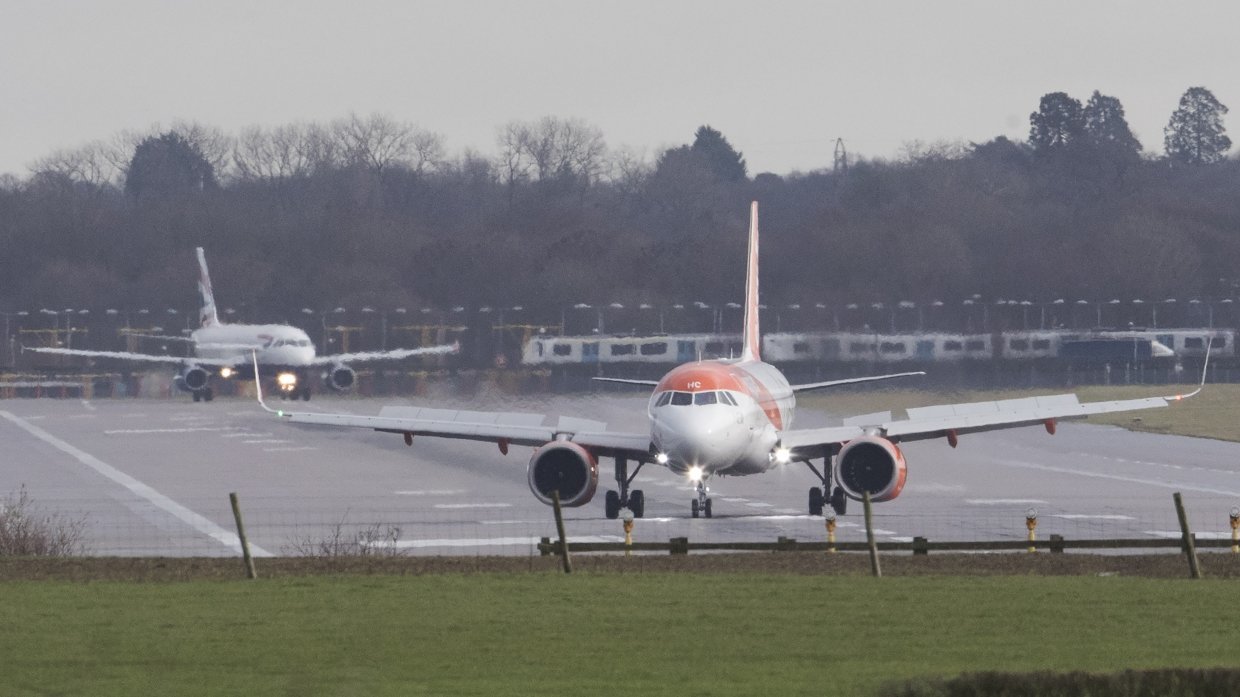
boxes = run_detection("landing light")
[277,372,298,390]
[219,367,234,379]
[688,465,705,482]
[655,452,669,465]
[773,447,792,465]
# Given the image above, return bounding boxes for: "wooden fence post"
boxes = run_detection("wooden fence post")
[1173,492,1202,580]
[551,490,572,574]
[863,491,881,578]
[229,492,257,580]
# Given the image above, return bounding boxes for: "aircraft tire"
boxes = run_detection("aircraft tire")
[629,490,645,518]
[605,490,620,519]
[809,487,825,516]
[203,388,214,402]
[691,499,700,518]
[830,487,848,516]
[192,391,201,403]
[704,499,712,518]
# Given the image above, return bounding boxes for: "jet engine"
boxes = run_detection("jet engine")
[835,436,908,502]
[323,364,356,391]
[178,365,210,393]
[526,441,598,507]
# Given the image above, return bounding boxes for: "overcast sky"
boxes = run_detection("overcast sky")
[2,0,1237,177]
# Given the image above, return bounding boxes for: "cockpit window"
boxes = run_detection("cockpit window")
[694,391,718,406]
[655,391,672,407]
[670,391,693,406]
[720,391,738,406]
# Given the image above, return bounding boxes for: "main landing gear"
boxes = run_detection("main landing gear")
[604,457,646,519]
[191,387,214,403]
[804,454,847,517]
[690,480,712,519]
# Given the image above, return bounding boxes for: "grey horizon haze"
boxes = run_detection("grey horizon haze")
[2,0,1237,178]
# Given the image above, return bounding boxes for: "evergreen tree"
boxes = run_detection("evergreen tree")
[124,132,217,199]
[1083,91,1141,154]
[1028,92,1085,153]
[690,125,747,182]
[1164,86,1232,164]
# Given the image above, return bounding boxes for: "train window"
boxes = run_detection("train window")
[1033,339,1051,350]
[1184,337,1204,349]
[640,342,668,356]
[793,342,810,354]
[1211,336,1227,348]
[849,342,873,353]
[705,342,724,354]
[729,342,742,356]
[655,392,672,407]
[671,391,692,406]
[695,391,718,406]
[610,344,635,356]
[965,340,986,351]
[943,340,963,351]
[553,344,572,356]
[880,342,906,354]
[1009,339,1029,350]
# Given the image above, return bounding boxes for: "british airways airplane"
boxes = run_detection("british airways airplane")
[257,202,1204,518]
[31,248,455,402]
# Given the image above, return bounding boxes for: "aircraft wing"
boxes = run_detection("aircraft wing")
[790,371,925,392]
[23,347,237,367]
[780,387,1202,460]
[307,343,458,365]
[263,401,653,460]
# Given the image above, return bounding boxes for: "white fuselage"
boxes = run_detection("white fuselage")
[647,359,795,478]
[191,323,316,367]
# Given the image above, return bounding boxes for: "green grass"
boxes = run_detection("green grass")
[3,573,1239,696]
[800,382,1240,442]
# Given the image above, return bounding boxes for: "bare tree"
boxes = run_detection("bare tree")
[332,112,441,174]
[28,141,121,188]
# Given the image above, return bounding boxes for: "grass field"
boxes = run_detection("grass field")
[799,382,1238,442]
[3,571,1239,696]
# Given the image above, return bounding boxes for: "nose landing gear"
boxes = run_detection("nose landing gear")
[690,480,712,518]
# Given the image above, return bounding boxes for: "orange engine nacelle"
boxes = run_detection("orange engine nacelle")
[835,436,908,503]
[526,441,599,507]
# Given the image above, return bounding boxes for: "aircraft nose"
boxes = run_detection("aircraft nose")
[652,408,742,469]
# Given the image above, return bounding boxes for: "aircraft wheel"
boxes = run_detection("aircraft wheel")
[691,499,700,518]
[192,391,201,403]
[203,387,214,402]
[704,499,713,519]
[629,490,645,518]
[809,487,824,516]
[301,389,311,401]
[830,487,848,516]
[605,490,620,519]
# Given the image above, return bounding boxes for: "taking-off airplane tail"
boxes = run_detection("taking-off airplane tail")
[197,247,219,328]
[741,200,761,363]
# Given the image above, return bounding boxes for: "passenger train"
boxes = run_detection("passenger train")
[522,328,1231,367]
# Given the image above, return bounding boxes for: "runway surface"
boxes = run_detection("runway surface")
[4,390,1240,557]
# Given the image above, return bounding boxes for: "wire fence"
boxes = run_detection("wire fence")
[13,491,1240,559]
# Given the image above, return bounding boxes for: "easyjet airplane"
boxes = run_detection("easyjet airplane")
[257,202,1205,518]
[31,248,455,402]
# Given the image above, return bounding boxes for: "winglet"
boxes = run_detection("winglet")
[253,350,281,415]
[1165,339,1211,401]
[740,201,761,362]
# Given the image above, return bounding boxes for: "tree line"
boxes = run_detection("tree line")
[0,87,1235,330]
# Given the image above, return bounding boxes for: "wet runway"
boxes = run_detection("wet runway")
[4,392,1240,557]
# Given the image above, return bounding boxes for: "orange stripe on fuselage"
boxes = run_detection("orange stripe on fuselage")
[654,361,785,430]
